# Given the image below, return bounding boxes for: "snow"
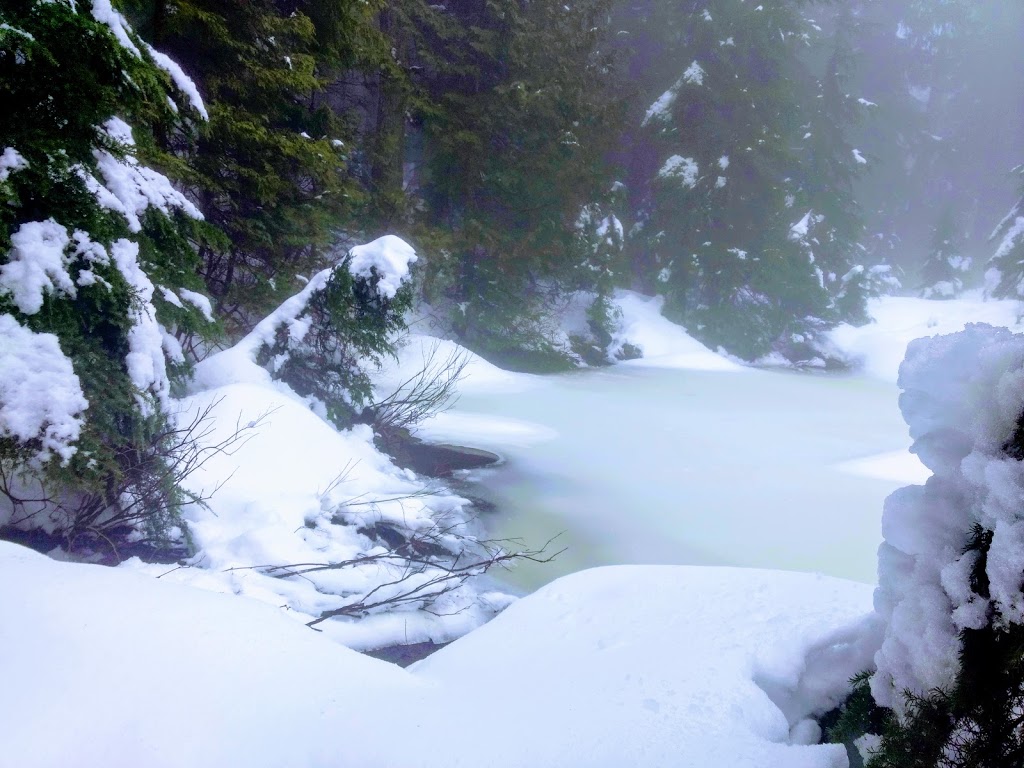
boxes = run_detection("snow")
[0,541,876,768]
[610,290,742,371]
[0,23,34,42]
[643,86,677,125]
[0,219,74,314]
[829,294,1024,383]
[0,146,27,181]
[346,234,417,299]
[0,314,87,466]
[140,381,512,651]
[993,215,1024,262]
[144,43,209,120]
[790,210,813,240]
[682,60,705,85]
[178,287,215,321]
[658,154,700,188]
[9,247,1024,764]
[111,238,172,412]
[90,0,141,57]
[870,324,1024,716]
[90,117,203,232]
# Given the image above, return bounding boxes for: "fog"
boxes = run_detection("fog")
[843,1,1024,273]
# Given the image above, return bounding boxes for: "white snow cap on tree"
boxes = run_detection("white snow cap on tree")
[346,235,417,300]
[871,324,1024,716]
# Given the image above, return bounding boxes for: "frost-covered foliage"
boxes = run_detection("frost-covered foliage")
[864,324,1024,765]
[0,0,216,556]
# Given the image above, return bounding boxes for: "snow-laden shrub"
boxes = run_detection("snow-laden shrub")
[845,324,1024,765]
[206,235,418,430]
[0,0,216,557]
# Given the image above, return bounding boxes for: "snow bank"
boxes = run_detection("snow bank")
[372,332,535,396]
[829,294,1024,382]
[610,290,743,371]
[871,324,1024,715]
[139,378,511,650]
[0,542,875,768]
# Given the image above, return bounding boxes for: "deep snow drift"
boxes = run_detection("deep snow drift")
[0,541,875,768]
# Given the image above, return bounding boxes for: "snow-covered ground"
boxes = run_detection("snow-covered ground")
[829,292,1024,382]
[0,541,875,768]
[3,287,1023,766]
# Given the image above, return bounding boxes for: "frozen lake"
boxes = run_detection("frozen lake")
[422,365,926,589]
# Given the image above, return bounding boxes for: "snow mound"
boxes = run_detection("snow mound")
[829,294,1024,382]
[611,290,743,371]
[0,543,875,768]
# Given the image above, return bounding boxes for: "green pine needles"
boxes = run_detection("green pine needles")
[0,0,217,559]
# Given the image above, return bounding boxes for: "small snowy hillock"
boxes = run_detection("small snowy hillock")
[829,294,1024,382]
[114,239,524,651]
[0,541,877,768]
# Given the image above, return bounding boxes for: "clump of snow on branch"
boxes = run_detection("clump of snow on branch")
[682,60,705,85]
[144,44,209,120]
[346,235,417,300]
[658,155,699,188]
[871,324,1024,716]
[111,239,172,413]
[87,117,203,233]
[789,211,814,241]
[89,0,208,119]
[642,86,677,126]
[0,314,88,465]
[992,214,1024,264]
[0,220,75,314]
[0,147,27,182]
[178,288,215,322]
[90,0,140,56]
[642,63,704,127]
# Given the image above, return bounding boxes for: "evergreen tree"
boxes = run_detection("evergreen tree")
[0,0,216,557]
[629,0,868,361]
[129,0,369,332]
[380,0,624,368]
[846,0,1024,268]
[920,207,970,299]
[986,166,1024,300]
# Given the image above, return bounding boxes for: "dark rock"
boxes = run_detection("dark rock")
[377,431,500,477]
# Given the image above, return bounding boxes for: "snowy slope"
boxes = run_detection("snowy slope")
[829,294,1024,382]
[0,542,875,768]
